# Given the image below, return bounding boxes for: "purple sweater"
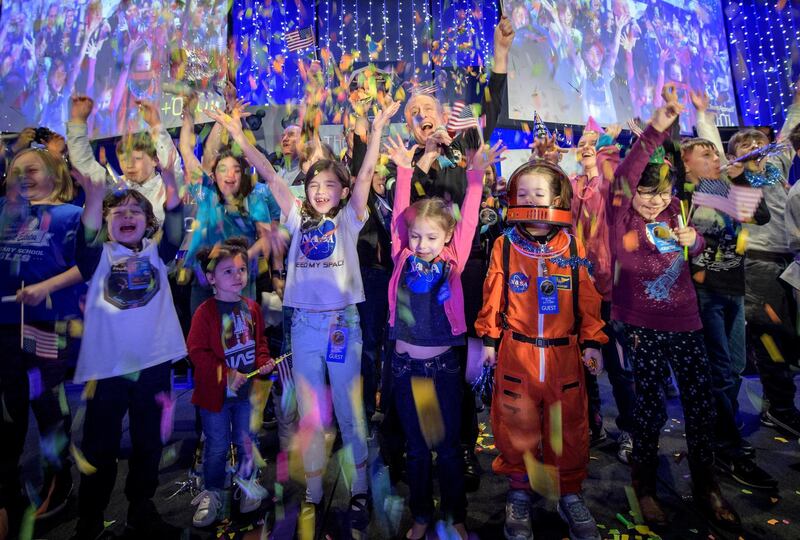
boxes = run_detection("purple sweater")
[608,126,705,332]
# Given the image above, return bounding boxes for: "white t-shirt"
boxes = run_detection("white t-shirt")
[74,239,187,382]
[283,202,367,311]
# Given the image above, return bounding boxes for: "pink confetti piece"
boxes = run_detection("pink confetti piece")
[154,392,175,444]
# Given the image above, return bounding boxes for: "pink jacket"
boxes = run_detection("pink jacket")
[387,166,484,336]
[570,146,620,301]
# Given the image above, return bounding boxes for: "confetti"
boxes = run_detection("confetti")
[522,451,559,501]
[773,436,788,443]
[760,334,784,362]
[763,304,781,324]
[549,401,562,456]
[70,444,97,475]
[411,377,444,447]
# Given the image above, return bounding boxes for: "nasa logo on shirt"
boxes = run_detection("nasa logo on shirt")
[509,272,529,293]
[300,219,337,260]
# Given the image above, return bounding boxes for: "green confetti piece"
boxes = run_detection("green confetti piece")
[122,370,140,382]
[624,485,643,524]
[18,505,35,540]
[57,384,69,416]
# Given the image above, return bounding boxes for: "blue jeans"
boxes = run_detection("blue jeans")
[697,288,746,455]
[291,306,367,477]
[391,349,466,525]
[199,399,254,491]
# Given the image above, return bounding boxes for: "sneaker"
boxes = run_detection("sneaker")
[191,490,223,527]
[234,476,267,514]
[504,489,533,540]
[617,431,633,465]
[762,409,800,438]
[558,493,600,540]
[349,493,371,533]
[713,454,778,490]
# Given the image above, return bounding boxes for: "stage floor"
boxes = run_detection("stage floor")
[26,370,800,540]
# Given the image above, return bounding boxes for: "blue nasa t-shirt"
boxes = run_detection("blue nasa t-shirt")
[0,200,85,323]
[217,299,257,400]
[283,202,367,311]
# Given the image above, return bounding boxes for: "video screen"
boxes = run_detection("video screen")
[0,0,229,139]
[503,0,738,132]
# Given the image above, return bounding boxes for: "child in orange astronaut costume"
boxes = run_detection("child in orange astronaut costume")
[475,159,607,540]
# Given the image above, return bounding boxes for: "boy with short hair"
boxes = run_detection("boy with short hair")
[694,83,800,440]
[67,95,184,224]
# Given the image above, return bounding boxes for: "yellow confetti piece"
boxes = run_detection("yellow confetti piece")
[414,181,426,197]
[625,485,644,524]
[768,519,779,525]
[760,334,784,362]
[350,376,367,444]
[774,436,789,443]
[549,401,562,456]
[522,451,560,501]
[735,228,749,255]
[741,488,753,494]
[452,203,462,222]
[70,444,97,475]
[81,380,97,401]
[411,377,444,447]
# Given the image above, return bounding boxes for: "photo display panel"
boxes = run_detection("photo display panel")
[502,0,738,132]
[0,0,229,139]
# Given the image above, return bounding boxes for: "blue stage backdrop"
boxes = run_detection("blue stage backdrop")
[233,0,499,108]
[724,0,800,130]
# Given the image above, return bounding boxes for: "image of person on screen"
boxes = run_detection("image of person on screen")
[574,13,629,124]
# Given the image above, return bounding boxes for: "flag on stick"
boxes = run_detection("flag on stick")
[446,101,480,132]
[285,26,315,52]
[692,179,763,221]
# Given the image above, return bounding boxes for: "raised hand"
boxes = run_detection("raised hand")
[494,15,515,54]
[205,105,244,138]
[70,95,94,123]
[384,134,417,169]
[468,140,507,171]
[372,99,401,131]
[689,89,710,113]
[181,92,199,120]
[135,99,161,127]
[661,82,679,106]
[626,117,644,137]
[651,101,684,133]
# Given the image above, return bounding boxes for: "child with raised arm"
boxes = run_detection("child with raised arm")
[207,99,400,535]
[71,154,186,539]
[67,95,184,224]
[385,135,504,540]
[609,93,739,530]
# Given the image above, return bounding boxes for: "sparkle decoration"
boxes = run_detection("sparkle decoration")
[725,0,800,129]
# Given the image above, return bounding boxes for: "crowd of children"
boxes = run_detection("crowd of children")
[1,13,800,540]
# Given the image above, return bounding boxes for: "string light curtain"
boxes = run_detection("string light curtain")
[724,0,800,129]
[234,0,498,105]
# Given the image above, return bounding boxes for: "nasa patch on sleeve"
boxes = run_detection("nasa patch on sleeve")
[508,272,529,293]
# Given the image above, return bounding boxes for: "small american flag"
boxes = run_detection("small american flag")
[22,325,60,359]
[447,101,480,132]
[692,179,764,222]
[285,26,315,52]
[411,81,438,96]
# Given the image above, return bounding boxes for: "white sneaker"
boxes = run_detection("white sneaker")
[191,489,222,527]
[235,476,267,514]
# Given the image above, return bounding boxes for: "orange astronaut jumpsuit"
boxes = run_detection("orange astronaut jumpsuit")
[475,228,607,495]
